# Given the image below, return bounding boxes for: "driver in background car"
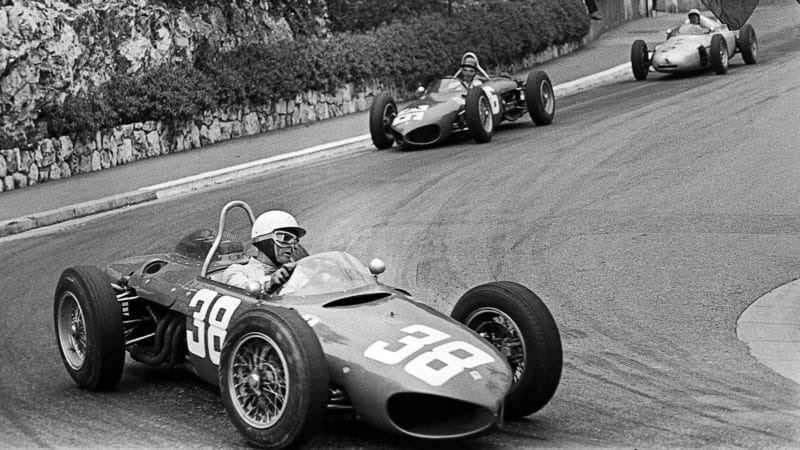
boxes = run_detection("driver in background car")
[458,52,488,89]
[683,9,713,32]
[223,210,306,294]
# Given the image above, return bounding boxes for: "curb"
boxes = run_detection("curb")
[0,65,633,239]
[737,279,800,385]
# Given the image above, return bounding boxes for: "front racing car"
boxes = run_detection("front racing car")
[54,200,563,449]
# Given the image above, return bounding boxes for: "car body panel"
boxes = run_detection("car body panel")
[107,249,514,439]
[652,23,737,73]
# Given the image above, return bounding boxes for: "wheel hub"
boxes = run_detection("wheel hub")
[247,372,261,391]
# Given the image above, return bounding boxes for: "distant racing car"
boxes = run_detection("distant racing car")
[54,200,563,448]
[630,9,757,79]
[369,53,555,148]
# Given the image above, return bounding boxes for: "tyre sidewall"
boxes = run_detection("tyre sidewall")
[451,281,562,418]
[220,308,328,449]
[631,40,649,80]
[739,24,757,64]
[710,34,728,74]
[525,71,555,125]
[369,93,397,149]
[54,266,125,390]
[464,86,494,142]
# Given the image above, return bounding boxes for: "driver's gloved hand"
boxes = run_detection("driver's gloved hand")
[265,262,296,294]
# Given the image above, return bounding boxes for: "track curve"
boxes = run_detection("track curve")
[1,2,799,447]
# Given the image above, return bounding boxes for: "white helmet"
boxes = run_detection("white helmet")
[251,210,306,243]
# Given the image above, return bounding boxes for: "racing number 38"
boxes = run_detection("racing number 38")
[187,289,242,364]
[364,324,494,386]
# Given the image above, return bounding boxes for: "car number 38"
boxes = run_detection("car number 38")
[364,324,495,386]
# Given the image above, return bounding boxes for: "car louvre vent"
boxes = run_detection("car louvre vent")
[323,293,390,307]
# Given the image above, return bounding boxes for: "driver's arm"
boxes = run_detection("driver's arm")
[264,262,297,294]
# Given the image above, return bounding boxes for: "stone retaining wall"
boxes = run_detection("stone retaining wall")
[0,40,581,193]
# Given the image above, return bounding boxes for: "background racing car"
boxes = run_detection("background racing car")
[630,8,757,79]
[369,53,555,149]
[55,200,563,449]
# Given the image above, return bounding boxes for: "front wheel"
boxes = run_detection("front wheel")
[451,281,562,419]
[631,40,650,80]
[464,86,495,143]
[739,24,757,64]
[710,34,729,74]
[525,71,555,126]
[369,93,397,149]
[220,308,328,449]
[54,266,125,390]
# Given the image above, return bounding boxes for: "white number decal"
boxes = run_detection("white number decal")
[483,86,500,114]
[364,324,494,386]
[187,289,241,364]
[364,324,449,364]
[393,105,429,125]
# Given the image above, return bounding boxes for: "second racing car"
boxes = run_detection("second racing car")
[54,200,563,448]
[369,52,555,149]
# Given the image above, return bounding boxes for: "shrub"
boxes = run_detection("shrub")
[37,0,590,141]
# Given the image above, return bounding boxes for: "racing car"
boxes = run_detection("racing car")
[369,53,555,149]
[54,200,563,449]
[630,9,757,80]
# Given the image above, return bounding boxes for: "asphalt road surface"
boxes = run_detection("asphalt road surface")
[1,3,799,448]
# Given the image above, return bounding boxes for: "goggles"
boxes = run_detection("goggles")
[270,230,299,247]
[461,67,476,73]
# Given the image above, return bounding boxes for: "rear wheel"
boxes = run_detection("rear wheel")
[739,24,757,64]
[220,308,328,449]
[525,71,555,126]
[369,93,397,149]
[631,40,650,80]
[710,34,729,74]
[54,266,125,390]
[464,87,495,143]
[451,281,562,419]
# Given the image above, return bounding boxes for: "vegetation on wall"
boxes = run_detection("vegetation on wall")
[30,0,589,142]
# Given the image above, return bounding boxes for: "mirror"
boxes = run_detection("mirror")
[369,258,386,275]
[415,86,425,97]
[245,280,262,297]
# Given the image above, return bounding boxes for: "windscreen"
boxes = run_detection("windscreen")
[278,251,377,296]
[701,0,760,29]
[427,77,467,95]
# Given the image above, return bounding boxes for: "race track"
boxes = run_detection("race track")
[1,2,799,447]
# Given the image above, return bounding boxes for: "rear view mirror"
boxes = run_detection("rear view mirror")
[415,86,425,97]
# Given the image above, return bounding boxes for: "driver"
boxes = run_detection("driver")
[685,9,710,31]
[458,52,485,89]
[222,210,306,294]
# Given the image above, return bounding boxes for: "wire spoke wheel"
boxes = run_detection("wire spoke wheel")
[228,332,289,429]
[479,96,493,132]
[464,307,526,383]
[382,103,397,139]
[540,80,555,116]
[57,292,87,371]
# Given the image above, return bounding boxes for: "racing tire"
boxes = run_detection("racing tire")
[631,40,650,81]
[54,266,125,390]
[525,71,555,126]
[451,281,562,419]
[464,86,494,143]
[710,34,729,75]
[369,92,397,149]
[465,86,495,143]
[220,308,328,449]
[739,24,757,65]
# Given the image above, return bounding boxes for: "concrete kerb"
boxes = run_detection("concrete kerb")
[0,65,634,238]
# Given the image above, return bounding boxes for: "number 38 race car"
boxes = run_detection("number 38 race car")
[369,53,555,149]
[54,200,563,448]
